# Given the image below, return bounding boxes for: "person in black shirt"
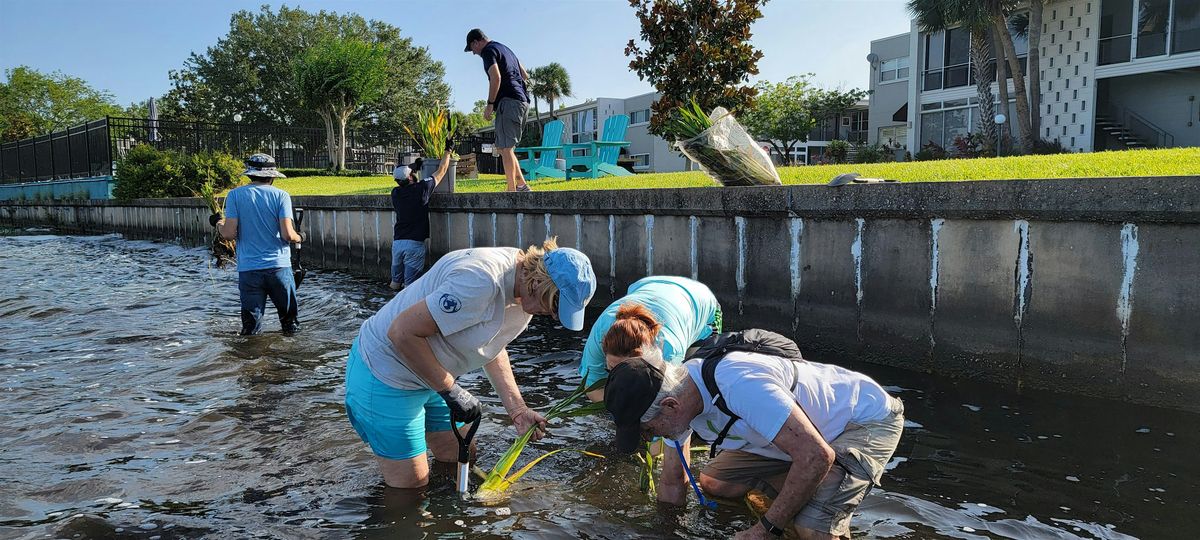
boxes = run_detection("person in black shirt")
[389,151,452,290]
[464,28,533,193]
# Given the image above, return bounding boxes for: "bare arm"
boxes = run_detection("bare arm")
[218,217,238,240]
[657,438,689,505]
[756,405,836,534]
[487,64,502,104]
[278,217,302,243]
[386,300,454,392]
[431,152,453,186]
[518,61,529,82]
[483,350,548,440]
[586,388,604,402]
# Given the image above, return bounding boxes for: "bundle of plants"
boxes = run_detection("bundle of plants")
[671,98,781,187]
[196,182,236,269]
[406,107,459,160]
[475,375,606,500]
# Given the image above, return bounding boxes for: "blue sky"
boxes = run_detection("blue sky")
[0,0,912,114]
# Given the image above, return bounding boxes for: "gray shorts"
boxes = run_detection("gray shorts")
[702,397,904,537]
[494,97,528,149]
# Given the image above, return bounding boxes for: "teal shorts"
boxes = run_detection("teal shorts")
[344,337,454,460]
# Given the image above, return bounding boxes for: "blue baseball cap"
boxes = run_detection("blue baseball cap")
[544,248,596,331]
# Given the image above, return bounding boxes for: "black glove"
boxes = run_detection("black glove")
[438,383,481,423]
[445,134,456,151]
[208,212,223,227]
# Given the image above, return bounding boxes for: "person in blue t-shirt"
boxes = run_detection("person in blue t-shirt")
[580,276,722,402]
[464,28,532,193]
[388,150,454,291]
[210,153,304,335]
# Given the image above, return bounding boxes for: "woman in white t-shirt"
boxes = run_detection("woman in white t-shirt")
[344,238,596,488]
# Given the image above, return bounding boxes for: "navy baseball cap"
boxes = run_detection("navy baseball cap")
[604,357,666,453]
[544,247,595,331]
[464,28,488,52]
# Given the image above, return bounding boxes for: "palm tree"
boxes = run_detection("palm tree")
[986,0,1034,152]
[530,63,572,121]
[908,0,997,152]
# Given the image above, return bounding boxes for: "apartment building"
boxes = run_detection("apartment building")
[868,0,1200,153]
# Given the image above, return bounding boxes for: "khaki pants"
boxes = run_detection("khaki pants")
[703,397,904,537]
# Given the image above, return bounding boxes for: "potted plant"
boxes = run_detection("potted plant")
[406,108,459,193]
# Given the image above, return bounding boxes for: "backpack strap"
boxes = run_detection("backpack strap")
[700,355,739,458]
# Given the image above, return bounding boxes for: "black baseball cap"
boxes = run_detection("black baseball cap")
[604,357,666,453]
[464,28,488,52]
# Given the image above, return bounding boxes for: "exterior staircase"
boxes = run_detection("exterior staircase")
[1095,107,1176,150]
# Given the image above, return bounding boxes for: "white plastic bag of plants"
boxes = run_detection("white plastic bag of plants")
[675,107,781,187]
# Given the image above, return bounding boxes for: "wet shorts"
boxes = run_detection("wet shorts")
[701,397,904,537]
[343,337,454,460]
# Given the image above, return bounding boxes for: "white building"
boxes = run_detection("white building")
[868,0,1200,153]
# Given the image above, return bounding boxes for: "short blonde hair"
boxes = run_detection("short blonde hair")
[518,236,560,312]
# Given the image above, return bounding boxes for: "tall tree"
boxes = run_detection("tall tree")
[162,5,448,132]
[741,76,819,165]
[530,63,573,120]
[451,100,491,139]
[1027,1,1043,142]
[908,0,997,151]
[987,0,1033,151]
[625,0,768,139]
[294,38,388,171]
[0,66,125,142]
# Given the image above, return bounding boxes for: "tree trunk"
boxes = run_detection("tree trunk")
[337,110,349,172]
[971,29,998,152]
[532,95,542,138]
[994,16,1033,152]
[320,111,336,170]
[1028,0,1044,142]
[994,30,1011,150]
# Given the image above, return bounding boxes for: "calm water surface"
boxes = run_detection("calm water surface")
[0,231,1196,539]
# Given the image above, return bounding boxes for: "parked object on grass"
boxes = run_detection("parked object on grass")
[827,173,898,187]
[563,115,632,180]
[515,119,566,180]
[672,99,780,187]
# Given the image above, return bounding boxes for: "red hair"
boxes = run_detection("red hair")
[602,303,661,358]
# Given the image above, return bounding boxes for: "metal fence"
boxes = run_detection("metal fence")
[1,117,502,184]
[0,119,112,184]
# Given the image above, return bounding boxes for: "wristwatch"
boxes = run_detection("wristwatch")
[759,515,785,537]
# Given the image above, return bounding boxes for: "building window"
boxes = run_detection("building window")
[1099,0,1134,64]
[1137,0,1171,58]
[629,109,651,125]
[880,57,910,82]
[630,153,650,170]
[571,108,596,143]
[879,125,908,148]
[1175,0,1200,54]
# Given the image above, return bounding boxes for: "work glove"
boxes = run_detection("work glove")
[438,383,481,423]
[445,134,456,151]
[208,212,223,227]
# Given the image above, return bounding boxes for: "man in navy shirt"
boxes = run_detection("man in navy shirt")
[389,150,453,290]
[464,28,533,193]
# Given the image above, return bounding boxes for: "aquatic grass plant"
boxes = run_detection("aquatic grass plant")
[195,181,237,269]
[406,107,459,159]
[475,376,606,498]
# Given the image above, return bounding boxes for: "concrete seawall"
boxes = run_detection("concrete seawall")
[3,176,1199,412]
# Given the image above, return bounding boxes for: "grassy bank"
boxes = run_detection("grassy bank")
[271,147,1200,196]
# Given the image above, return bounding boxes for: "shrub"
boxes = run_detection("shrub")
[279,168,374,178]
[950,133,990,159]
[1031,138,1070,155]
[114,145,243,200]
[826,139,850,164]
[853,143,888,164]
[914,141,947,161]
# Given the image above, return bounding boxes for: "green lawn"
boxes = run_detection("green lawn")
[271,147,1200,196]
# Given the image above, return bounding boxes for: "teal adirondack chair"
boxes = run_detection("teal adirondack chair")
[563,114,632,180]
[515,120,566,180]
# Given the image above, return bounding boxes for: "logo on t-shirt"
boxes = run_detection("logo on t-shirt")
[439,293,462,313]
